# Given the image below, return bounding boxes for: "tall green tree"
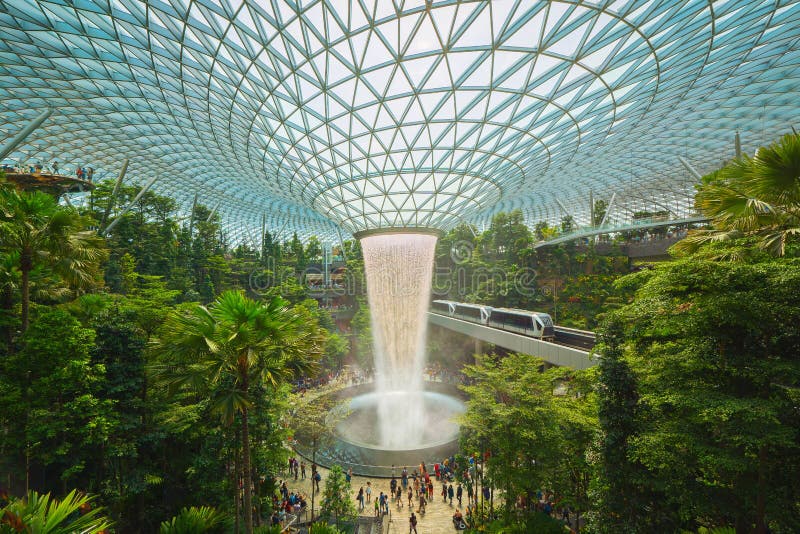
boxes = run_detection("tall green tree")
[606,257,800,533]
[153,291,323,534]
[0,189,105,331]
[459,354,595,526]
[0,309,113,493]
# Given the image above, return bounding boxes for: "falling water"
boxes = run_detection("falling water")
[360,232,437,449]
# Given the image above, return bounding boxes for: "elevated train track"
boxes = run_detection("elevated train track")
[428,300,598,369]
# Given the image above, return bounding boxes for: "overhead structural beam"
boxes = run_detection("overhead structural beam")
[0,108,53,161]
[678,156,703,180]
[206,200,221,223]
[554,198,578,228]
[735,131,742,158]
[599,192,616,227]
[336,226,348,263]
[102,175,159,235]
[100,158,129,227]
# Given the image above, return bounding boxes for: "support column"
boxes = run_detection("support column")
[473,338,484,362]
[103,175,159,234]
[0,109,53,161]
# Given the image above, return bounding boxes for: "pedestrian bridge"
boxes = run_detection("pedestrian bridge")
[533,216,708,248]
[427,312,598,369]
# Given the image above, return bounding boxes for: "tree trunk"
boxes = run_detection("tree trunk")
[20,261,30,333]
[1,285,14,346]
[755,445,768,533]
[242,404,253,534]
[311,446,317,533]
[234,428,241,534]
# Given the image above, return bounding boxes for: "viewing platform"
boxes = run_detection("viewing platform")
[2,170,95,196]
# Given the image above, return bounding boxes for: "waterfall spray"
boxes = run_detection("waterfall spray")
[360,231,437,449]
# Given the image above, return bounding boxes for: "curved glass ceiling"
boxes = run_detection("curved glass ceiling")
[1,0,800,241]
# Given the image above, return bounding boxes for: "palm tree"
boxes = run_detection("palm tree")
[674,131,800,257]
[153,291,323,534]
[159,506,229,534]
[0,489,112,533]
[0,189,106,332]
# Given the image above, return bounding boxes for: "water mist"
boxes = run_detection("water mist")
[360,232,437,449]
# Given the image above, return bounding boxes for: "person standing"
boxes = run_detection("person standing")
[457,482,463,507]
[409,512,418,534]
[52,161,58,174]
[357,487,365,511]
[300,461,306,480]
[448,483,454,505]
[366,481,372,503]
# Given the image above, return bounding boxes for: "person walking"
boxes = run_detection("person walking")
[314,470,321,492]
[366,481,372,503]
[457,483,463,507]
[448,483,455,505]
[442,481,448,502]
[407,486,413,508]
[409,512,418,534]
[301,461,306,480]
[357,487,365,511]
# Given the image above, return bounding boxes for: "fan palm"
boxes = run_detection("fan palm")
[0,489,112,534]
[0,189,106,331]
[153,291,323,534]
[158,506,229,534]
[674,131,800,257]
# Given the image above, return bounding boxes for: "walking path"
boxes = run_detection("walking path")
[285,466,466,534]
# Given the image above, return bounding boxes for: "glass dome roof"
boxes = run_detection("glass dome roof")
[1,0,800,242]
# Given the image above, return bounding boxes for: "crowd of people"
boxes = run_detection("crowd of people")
[348,458,484,533]
[267,456,319,529]
[1,161,94,182]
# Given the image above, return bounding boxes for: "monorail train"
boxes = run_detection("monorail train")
[432,300,555,340]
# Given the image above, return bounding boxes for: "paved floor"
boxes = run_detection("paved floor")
[283,467,467,534]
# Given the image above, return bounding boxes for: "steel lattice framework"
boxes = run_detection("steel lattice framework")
[1,0,800,243]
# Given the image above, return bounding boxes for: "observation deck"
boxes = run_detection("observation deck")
[3,170,94,196]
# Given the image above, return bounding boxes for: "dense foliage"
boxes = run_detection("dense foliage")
[456,133,800,534]
[0,173,342,532]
